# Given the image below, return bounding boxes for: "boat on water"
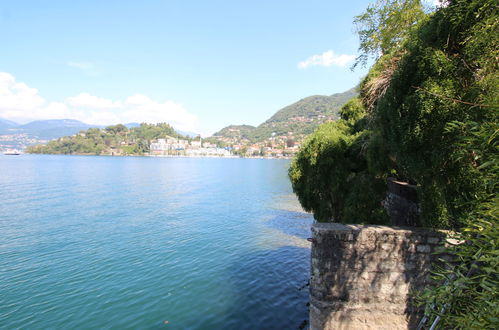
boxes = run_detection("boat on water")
[3,150,22,155]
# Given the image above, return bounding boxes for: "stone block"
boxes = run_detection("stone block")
[310,223,444,330]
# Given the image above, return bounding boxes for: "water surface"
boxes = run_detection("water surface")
[0,155,312,329]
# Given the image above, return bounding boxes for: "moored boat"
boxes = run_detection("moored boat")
[3,149,22,155]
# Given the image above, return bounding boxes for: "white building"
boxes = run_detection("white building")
[150,136,187,154]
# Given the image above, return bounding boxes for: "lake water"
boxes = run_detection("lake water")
[0,155,312,329]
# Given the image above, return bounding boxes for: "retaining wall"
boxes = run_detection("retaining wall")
[309,223,445,330]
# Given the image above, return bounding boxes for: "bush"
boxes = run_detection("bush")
[289,99,388,224]
[419,200,499,328]
[370,0,498,229]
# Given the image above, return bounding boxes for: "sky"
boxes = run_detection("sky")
[0,0,440,136]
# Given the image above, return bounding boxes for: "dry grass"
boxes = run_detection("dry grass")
[363,51,405,111]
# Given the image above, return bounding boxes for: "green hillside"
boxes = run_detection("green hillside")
[213,125,256,139]
[213,87,357,142]
[27,123,186,155]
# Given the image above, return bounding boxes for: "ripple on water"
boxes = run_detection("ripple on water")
[0,156,311,329]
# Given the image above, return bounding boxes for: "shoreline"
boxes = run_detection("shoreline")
[22,153,294,160]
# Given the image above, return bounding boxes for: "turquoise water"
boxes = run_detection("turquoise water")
[0,155,312,329]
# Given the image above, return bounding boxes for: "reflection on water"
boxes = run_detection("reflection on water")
[257,226,311,249]
[272,193,310,213]
[257,206,313,250]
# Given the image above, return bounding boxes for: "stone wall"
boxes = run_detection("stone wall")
[309,223,445,330]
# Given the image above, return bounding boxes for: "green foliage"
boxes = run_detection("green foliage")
[289,99,388,224]
[419,109,498,328]
[291,0,497,227]
[233,147,248,157]
[371,0,498,229]
[26,122,184,155]
[419,200,499,329]
[105,124,128,135]
[339,98,365,123]
[338,97,370,132]
[353,0,426,68]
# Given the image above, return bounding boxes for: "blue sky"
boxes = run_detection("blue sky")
[1,0,382,135]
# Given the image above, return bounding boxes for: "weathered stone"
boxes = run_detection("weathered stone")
[310,223,444,330]
[427,237,441,245]
[416,245,431,253]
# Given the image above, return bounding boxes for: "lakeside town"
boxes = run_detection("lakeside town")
[149,133,301,158]
[20,122,303,159]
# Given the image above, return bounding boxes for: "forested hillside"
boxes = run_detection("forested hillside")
[213,87,357,142]
[212,125,256,139]
[27,123,185,155]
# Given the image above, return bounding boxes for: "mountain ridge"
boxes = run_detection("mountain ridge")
[212,87,357,142]
[0,119,99,140]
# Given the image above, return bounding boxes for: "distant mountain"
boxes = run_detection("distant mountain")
[213,125,256,139]
[176,130,199,138]
[19,119,99,140]
[0,119,18,133]
[213,87,357,141]
[0,118,200,147]
[0,119,99,140]
[0,119,18,126]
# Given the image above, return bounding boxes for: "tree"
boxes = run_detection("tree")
[369,0,498,228]
[105,124,128,135]
[352,0,426,68]
[289,99,388,224]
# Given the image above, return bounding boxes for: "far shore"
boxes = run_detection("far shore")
[21,152,294,160]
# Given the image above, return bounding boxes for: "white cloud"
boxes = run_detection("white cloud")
[0,72,45,110]
[0,72,198,132]
[67,93,121,108]
[298,50,356,69]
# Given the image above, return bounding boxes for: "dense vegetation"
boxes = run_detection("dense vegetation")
[291,0,497,229]
[290,0,498,327]
[368,0,498,229]
[289,98,388,224]
[27,123,185,155]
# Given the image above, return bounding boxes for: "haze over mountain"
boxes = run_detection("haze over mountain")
[0,119,99,141]
[0,119,197,139]
[0,119,19,131]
